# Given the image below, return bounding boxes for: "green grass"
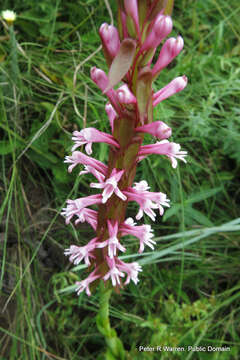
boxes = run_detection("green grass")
[0,0,240,359]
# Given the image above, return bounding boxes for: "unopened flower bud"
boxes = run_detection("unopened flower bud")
[91,67,120,112]
[136,121,172,139]
[105,103,117,132]
[120,9,128,39]
[141,15,173,51]
[153,76,188,106]
[116,84,136,104]
[90,67,108,92]
[124,0,140,34]
[152,36,184,75]
[99,23,120,59]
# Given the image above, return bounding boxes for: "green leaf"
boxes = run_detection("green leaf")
[218,172,234,181]
[0,141,20,155]
[52,163,70,183]
[106,335,125,360]
[28,149,58,168]
[163,204,181,221]
[185,187,223,205]
[17,20,39,37]
[185,207,213,227]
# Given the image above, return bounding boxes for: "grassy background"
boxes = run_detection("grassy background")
[0,0,240,359]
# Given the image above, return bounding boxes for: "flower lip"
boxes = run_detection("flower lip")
[104,257,125,286]
[64,237,98,266]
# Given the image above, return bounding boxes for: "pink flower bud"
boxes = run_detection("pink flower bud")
[152,36,184,75]
[153,76,188,106]
[135,121,172,139]
[99,23,120,58]
[124,0,140,34]
[141,15,173,51]
[90,66,108,91]
[105,103,116,132]
[90,67,120,112]
[120,9,128,38]
[116,84,137,104]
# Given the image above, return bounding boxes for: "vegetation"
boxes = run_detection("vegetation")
[0,0,239,359]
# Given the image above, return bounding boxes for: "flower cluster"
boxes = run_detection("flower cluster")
[62,0,187,296]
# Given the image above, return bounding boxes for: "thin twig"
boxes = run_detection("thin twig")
[15,93,65,163]
[104,0,114,25]
[83,85,88,128]
[73,44,102,88]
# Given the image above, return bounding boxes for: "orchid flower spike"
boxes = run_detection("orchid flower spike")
[62,1,188,296]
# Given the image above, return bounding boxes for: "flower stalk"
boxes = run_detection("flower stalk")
[96,282,125,359]
[1,10,20,87]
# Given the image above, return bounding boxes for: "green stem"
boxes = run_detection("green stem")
[9,26,20,87]
[96,282,125,360]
